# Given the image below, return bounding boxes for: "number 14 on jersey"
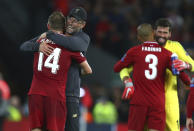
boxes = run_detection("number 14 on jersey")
[37,48,61,74]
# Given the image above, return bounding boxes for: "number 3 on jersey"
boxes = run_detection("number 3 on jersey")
[38,48,61,74]
[145,54,158,80]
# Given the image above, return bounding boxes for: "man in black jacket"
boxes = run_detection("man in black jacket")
[20,7,90,131]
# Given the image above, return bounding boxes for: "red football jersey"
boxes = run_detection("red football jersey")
[187,76,194,118]
[28,38,86,101]
[114,41,173,107]
[187,88,194,118]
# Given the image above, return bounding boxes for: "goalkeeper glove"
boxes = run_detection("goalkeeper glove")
[173,59,191,71]
[122,78,134,100]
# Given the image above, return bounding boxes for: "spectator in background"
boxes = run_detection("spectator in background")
[0,72,10,131]
[79,87,93,131]
[7,95,22,122]
[93,97,118,124]
[110,87,129,123]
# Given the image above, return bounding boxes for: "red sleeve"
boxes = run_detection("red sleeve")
[71,52,86,63]
[187,89,194,118]
[186,76,194,118]
[114,48,135,72]
[179,72,190,86]
[0,80,10,100]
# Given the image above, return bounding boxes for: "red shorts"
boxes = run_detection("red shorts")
[128,104,165,131]
[28,94,66,131]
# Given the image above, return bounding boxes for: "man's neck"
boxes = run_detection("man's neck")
[162,41,168,47]
[50,29,63,34]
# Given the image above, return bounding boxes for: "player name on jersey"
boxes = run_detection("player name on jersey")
[142,46,161,52]
[40,38,55,45]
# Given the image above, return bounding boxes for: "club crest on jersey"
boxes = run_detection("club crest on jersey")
[121,54,127,62]
[80,52,84,57]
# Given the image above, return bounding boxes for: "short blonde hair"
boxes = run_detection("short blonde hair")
[48,11,66,31]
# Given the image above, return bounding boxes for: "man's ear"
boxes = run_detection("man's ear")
[80,21,86,29]
[153,30,156,35]
[137,35,142,42]
[47,24,50,30]
[169,31,172,38]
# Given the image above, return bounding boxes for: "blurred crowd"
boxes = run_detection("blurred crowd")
[82,0,194,58]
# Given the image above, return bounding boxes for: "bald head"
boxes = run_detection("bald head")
[137,23,154,42]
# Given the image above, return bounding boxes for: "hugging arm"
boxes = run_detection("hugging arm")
[20,37,39,52]
[46,31,90,52]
